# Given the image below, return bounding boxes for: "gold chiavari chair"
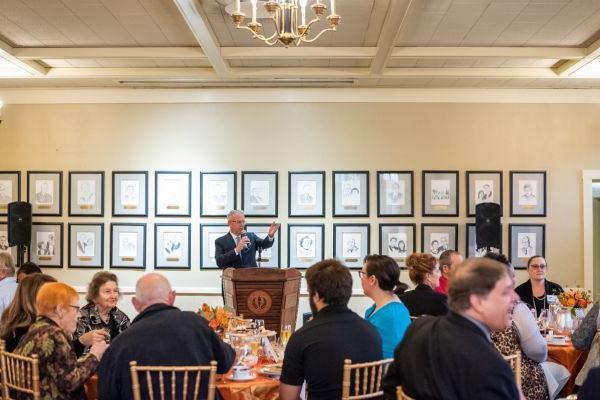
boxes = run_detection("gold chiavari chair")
[341,358,393,400]
[129,361,218,400]
[503,350,522,388]
[0,340,41,400]
[396,385,415,400]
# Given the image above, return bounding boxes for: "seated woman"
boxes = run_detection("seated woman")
[515,255,563,317]
[73,271,130,355]
[572,301,600,387]
[359,255,411,359]
[397,253,447,317]
[14,282,108,399]
[0,273,56,351]
[16,262,43,283]
[487,252,569,400]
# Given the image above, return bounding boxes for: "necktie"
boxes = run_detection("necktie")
[235,236,241,246]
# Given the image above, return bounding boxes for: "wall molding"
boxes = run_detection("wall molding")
[73,286,368,297]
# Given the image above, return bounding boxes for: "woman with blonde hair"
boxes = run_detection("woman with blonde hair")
[398,253,448,316]
[15,282,108,400]
[0,273,56,351]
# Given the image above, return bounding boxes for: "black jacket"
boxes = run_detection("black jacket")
[215,231,274,269]
[399,284,448,317]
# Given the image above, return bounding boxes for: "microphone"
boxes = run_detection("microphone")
[240,230,249,250]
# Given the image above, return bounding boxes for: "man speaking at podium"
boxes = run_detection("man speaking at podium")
[215,210,280,269]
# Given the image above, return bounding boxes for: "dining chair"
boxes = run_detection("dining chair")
[396,385,414,400]
[503,350,522,388]
[341,358,393,400]
[0,340,41,400]
[129,360,218,400]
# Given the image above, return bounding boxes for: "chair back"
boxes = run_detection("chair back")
[129,361,218,400]
[503,350,522,388]
[341,358,393,400]
[0,340,41,400]
[396,385,414,400]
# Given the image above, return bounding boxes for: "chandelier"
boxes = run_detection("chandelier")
[231,0,341,47]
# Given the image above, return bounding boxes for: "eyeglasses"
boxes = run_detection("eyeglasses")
[529,264,547,270]
[67,305,81,312]
[357,271,367,278]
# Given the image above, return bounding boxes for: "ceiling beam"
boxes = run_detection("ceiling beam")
[173,0,230,78]
[384,67,557,78]
[15,47,205,60]
[391,47,584,60]
[45,67,217,78]
[0,39,46,76]
[370,0,413,75]
[555,36,600,76]
[222,47,376,59]
[232,67,369,78]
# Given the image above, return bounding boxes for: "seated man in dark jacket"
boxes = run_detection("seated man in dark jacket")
[97,273,235,400]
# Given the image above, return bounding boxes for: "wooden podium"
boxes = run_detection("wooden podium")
[223,268,302,332]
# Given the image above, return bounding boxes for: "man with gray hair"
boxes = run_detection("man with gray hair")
[97,273,235,400]
[383,258,521,399]
[215,209,280,269]
[0,253,17,315]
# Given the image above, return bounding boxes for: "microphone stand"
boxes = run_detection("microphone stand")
[257,245,263,268]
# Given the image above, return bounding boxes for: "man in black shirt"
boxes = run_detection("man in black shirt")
[279,259,382,400]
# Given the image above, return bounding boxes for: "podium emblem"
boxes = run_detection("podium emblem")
[247,290,272,315]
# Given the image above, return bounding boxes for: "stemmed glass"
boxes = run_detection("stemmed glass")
[537,310,548,335]
[280,324,292,347]
[255,319,265,333]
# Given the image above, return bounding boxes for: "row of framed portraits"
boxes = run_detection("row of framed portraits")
[0,222,544,270]
[0,170,547,218]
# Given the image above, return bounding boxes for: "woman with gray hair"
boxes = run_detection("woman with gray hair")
[0,252,18,315]
[73,271,130,355]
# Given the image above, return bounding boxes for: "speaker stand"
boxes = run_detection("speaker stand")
[16,245,26,267]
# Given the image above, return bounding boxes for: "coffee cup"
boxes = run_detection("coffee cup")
[232,365,251,379]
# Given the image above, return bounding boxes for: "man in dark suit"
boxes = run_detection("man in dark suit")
[383,257,520,400]
[215,210,280,269]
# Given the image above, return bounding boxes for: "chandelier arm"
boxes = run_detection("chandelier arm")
[236,25,269,41]
[300,27,337,43]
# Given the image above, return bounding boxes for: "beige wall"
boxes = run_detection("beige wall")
[1,102,599,321]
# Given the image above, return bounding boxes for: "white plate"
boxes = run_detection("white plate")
[228,372,257,382]
[260,367,282,377]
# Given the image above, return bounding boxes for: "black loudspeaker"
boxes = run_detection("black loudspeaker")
[8,202,32,247]
[475,202,501,250]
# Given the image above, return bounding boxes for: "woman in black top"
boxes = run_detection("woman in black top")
[514,255,563,317]
[398,253,448,317]
[0,273,56,351]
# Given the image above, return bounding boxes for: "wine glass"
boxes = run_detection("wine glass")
[537,310,548,335]
[255,319,265,333]
[280,324,292,347]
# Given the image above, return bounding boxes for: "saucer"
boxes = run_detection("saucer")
[260,364,282,377]
[228,372,257,382]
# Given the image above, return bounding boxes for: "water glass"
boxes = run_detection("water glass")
[255,319,265,332]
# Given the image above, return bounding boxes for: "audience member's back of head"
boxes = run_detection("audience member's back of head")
[17,262,42,282]
[439,250,460,268]
[36,282,78,316]
[447,258,508,313]
[483,252,510,266]
[405,253,436,285]
[305,259,352,306]
[134,273,173,311]
[363,254,404,292]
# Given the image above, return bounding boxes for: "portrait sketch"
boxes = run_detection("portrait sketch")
[35,180,54,206]
[77,180,96,206]
[0,231,10,254]
[76,231,95,257]
[341,180,361,206]
[163,231,183,258]
[431,180,451,206]
[518,180,537,206]
[342,232,362,258]
[385,179,405,206]
[121,180,140,207]
[297,180,317,206]
[517,233,536,258]
[36,231,55,256]
[208,232,221,259]
[159,177,186,207]
[118,231,138,258]
[296,233,316,258]
[429,233,449,257]
[208,180,228,207]
[250,180,270,206]
[0,181,12,204]
[475,180,494,204]
[387,232,407,259]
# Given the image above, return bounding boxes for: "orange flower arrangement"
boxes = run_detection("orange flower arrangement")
[559,289,591,309]
[198,303,232,332]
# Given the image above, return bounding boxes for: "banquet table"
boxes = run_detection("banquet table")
[216,365,280,400]
[548,343,588,396]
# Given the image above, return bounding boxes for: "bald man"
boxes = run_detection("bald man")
[97,273,235,400]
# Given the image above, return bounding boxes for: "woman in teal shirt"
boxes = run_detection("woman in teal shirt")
[360,255,411,359]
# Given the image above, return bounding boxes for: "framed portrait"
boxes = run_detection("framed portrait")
[154,223,191,269]
[200,224,229,269]
[155,171,191,217]
[466,171,503,217]
[246,223,281,268]
[288,171,325,217]
[510,171,546,217]
[422,171,459,217]
[0,171,20,216]
[509,224,545,269]
[29,222,63,268]
[333,171,369,217]
[200,171,236,217]
[377,171,414,217]
[69,171,104,216]
[27,171,62,216]
[0,223,17,259]
[110,223,146,269]
[68,223,104,268]
[421,224,458,259]
[112,171,148,217]
[465,223,502,258]
[242,171,278,217]
[333,224,370,269]
[288,224,324,269]
[379,224,415,267]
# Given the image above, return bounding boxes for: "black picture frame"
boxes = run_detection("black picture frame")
[68,223,104,268]
[287,224,325,269]
[199,223,229,269]
[333,223,370,269]
[332,171,369,217]
[27,171,63,216]
[68,171,104,217]
[112,171,149,217]
[242,171,278,217]
[200,171,237,217]
[154,223,191,270]
[379,223,416,267]
[29,222,64,268]
[154,171,192,217]
[422,170,459,217]
[288,171,325,217]
[508,223,545,269]
[421,223,458,258]
[465,170,503,217]
[510,171,547,217]
[0,171,21,216]
[377,171,414,217]
[110,223,147,269]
